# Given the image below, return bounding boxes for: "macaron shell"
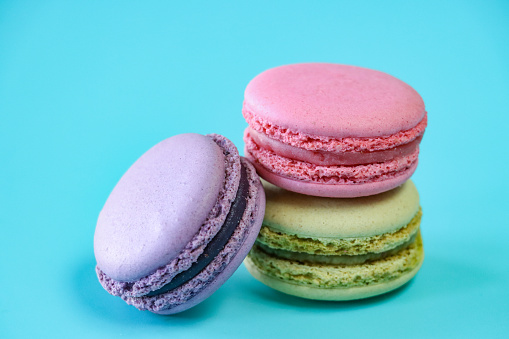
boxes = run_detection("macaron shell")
[257,208,421,259]
[261,179,420,238]
[96,134,243,299]
[244,63,425,138]
[252,159,418,198]
[94,134,227,282]
[245,133,419,186]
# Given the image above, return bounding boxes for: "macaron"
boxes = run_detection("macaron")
[243,63,427,198]
[244,179,424,300]
[94,133,265,314]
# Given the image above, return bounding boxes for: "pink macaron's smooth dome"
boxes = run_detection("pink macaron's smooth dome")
[244,63,425,138]
[94,133,226,282]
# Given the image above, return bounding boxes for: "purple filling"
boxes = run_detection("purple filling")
[145,162,249,296]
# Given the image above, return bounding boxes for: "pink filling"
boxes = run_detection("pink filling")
[245,135,419,185]
[243,104,427,153]
[247,128,422,166]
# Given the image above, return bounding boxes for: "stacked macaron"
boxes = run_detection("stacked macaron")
[243,63,427,300]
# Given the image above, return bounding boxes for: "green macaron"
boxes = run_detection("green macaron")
[244,179,424,300]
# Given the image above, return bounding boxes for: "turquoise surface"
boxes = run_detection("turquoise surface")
[1,1,508,338]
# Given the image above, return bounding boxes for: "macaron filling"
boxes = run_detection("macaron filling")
[247,232,423,289]
[145,163,250,297]
[245,134,419,185]
[255,232,418,266]
[247,128,422,166]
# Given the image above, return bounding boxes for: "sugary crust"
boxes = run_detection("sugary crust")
[97,134,240,299]
[261,179,420,237]
[257,208,422,256]
[243,105,427,153]
[243,63,426,141]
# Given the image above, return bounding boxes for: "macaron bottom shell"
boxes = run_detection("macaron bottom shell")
[244,233,424,301]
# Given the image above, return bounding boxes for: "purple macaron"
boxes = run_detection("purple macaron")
[94,133,265,314]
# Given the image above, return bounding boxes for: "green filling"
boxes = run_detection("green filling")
[248,233,423,288]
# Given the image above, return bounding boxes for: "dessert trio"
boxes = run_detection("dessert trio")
[94,63,427,313]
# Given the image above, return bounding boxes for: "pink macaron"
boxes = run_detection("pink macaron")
[243,63,427,198]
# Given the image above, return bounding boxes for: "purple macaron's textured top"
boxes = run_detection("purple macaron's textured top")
[94,133,229,283]
[94,133,266,313]
[243,63,426,140]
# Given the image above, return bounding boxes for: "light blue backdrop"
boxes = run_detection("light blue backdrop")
[1,1,508,338]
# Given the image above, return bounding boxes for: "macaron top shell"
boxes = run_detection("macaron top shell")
[262,179,420,238]
[244,63,425,138]
[94,133,226,282]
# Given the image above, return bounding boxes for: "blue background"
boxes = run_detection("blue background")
[1,1,508,338]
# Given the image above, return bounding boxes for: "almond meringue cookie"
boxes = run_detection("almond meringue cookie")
[94,133,265,314]
[243,63,427,198]
[244,179,424,300]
